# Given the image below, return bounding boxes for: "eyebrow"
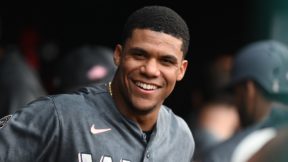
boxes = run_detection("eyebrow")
[128,47,178,61]
[128,47,147,55]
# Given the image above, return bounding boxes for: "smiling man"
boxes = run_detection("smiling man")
[112,28,188,130]
[0,6,194,162]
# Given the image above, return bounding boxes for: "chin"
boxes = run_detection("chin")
[130,103,156,115]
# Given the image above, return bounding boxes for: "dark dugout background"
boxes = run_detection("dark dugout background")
[1,0,288,119]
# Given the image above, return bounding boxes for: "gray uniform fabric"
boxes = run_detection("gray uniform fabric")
[202,105,288,162]
[0,83,195,162]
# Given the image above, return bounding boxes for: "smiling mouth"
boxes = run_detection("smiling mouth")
[135,81,158,90]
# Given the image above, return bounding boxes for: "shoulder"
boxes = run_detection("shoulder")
[231,127,277,162]
[52,84,109,103]
[161,106,191,130]
[50,83,110,109]
[46,84,114,123]
[160,105,194,141]
[159,106,195,157]
[0,84,111,132]
[0,96,59,134]
[9,83,110,122]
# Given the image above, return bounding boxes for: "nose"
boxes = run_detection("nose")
[140,59,161,77]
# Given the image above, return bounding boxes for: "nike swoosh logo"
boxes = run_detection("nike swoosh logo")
[90,124,111,134]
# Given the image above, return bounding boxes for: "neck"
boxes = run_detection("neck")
[132,113,158,131]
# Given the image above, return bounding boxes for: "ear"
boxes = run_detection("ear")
[177,60,188,81]
[113,44,122,66]
[246,80,256,100]
[245,80,257,114]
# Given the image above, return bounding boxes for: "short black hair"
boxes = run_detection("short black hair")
[121,5,190,56]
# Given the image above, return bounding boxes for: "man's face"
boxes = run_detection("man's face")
[113,29,188,114]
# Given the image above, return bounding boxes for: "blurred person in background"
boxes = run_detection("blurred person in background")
[0,47,46,117]
[53,45,116,93]
[193,94,240,161]
[38,40,61,94]
[246,126,288,162]
[202,40,288,162]
[231,126,288,162]
[188,54,240,161]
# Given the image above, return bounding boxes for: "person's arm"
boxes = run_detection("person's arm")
[0,97,60,161]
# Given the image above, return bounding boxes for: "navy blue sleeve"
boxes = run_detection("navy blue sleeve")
[0,97,60,162]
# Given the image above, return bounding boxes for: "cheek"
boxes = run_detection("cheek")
[162,68,180,84]
[120,60,142,81]
[122,60,138,73]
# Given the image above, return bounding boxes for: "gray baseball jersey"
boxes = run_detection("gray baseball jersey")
[0,83,195,162]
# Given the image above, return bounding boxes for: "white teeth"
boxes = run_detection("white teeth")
[135,82,157,90]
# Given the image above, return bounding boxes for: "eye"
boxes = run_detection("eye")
[131,52,146,60]
[161,57,177,66]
